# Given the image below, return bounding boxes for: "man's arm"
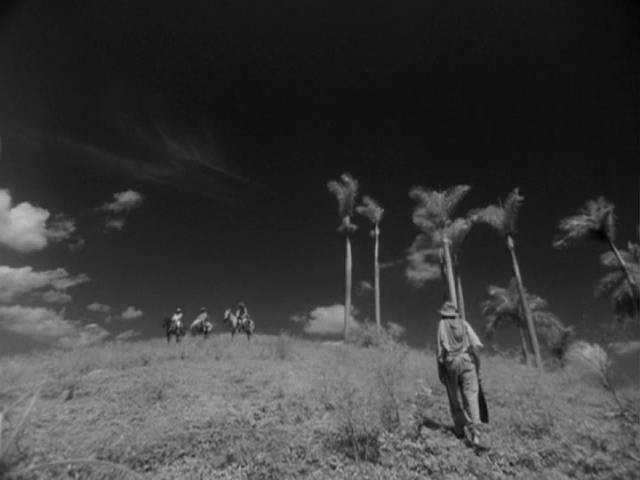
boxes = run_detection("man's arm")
[464,321,483,349]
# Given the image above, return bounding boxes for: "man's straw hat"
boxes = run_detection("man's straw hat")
[438,301,458,318]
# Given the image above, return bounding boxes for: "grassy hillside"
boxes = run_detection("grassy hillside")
[1,334,639,479]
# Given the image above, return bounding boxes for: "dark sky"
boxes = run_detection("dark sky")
[0,0,639,354]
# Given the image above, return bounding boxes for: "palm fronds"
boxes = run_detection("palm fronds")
[356,195,384,225]
[472,187,524,236]
[596,242,640,321]
[553,196,616,248]
[327,173,359,219]
[481,282,521,337]
[409,185,471,232]
[481,279,565,357]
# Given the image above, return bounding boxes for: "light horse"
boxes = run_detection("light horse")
[223,309,255,340]
[190,319,214,338]
[162,316,186,343]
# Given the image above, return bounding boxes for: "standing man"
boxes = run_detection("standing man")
[436,300,488,449]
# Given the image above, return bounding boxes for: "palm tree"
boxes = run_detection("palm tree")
[596,241,640,324]
[482,279,573,365]
[327,173,359,341]
[356,196,385,330]
[554,197,638,294]
[473,188,542,368]
[408,185,472,308]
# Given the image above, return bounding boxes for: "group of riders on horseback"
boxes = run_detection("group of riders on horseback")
[162,302,255,343]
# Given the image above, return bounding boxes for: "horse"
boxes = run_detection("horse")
[223,308,255,340]
[223,309,243,338]
[162,316,186,343]
[190,319,214,338]
[241,317,255,340]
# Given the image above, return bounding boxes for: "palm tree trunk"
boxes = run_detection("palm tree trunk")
[607,238,638,291]
[507,235,542,368]
[456,270,466,321]
[374,224,381,331]
[516,302,534,366]
[345,235,353,341]
[442,237,458,308]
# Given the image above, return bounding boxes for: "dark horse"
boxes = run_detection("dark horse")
[162,316,186,343]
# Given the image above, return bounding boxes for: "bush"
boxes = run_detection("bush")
[348,322,404,348]
[270,331,294,361]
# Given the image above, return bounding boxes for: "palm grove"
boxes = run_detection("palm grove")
[328,174,639,367]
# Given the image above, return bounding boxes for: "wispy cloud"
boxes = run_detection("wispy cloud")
[0,266,90,303]
[38,289,73,304]
[104,218,126,231]
[68,236,86,253]
[87,302,111,313]
[356,280,374,296]
[101,190,144,213]
[98,190,144,231]
[0,189,76,252]
[39,121,272,204]
[121,306,143,320]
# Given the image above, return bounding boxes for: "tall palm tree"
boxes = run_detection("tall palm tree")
[408,185,472,308]
[482,279,573,365]
[554,197,638,294]
[356,196,385,330]
[327,173,359,341]
[596,241,640,324]
[473,188,542,368]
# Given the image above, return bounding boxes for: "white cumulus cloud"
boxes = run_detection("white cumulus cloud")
[0,189,76,252]
[405,251,441,288]
[121,306,143,320]
[58,323,110,348]
[87,302,111,313]
[292,303,361,336]
[0,266,90,303]
[0,305,108,347]
[386,322,407,339]
[0,305,76,340]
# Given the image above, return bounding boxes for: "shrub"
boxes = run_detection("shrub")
[271,331,294,361]
[348,322,404,348]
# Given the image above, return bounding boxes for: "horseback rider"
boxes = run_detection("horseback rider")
[235,302,249,327]
[171,307,183,329]
[192,307,207,333]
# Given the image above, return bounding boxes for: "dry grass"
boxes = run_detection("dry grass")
[0,333,639,479]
